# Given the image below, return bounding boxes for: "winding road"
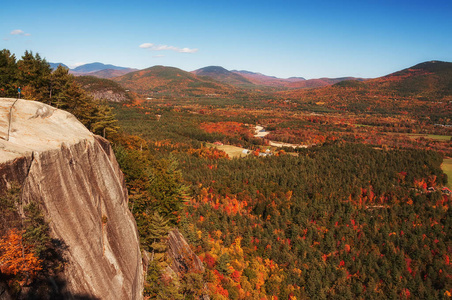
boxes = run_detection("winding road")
[254,125,308,149]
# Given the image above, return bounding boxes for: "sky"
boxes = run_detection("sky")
[1,0,451,79]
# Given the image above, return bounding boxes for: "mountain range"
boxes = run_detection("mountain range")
[279,60,452,115]
[191,66,365,89]
[110,65,367,96]
[234,69,364,89]
[111,65,239,97]
[51,61,364,89]
[52,60,452,106]
[49,62,138,78]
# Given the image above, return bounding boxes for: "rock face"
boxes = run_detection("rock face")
[167,229,210,300]
[88,89,130,102]
[0,98,143,299]
[167,229,204,275]
[0,282,13,300]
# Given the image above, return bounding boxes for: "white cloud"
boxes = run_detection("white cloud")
[178,47,198,53]
[11,29,24,35]
[153,55,165,58]
[139,43,154,49]
[139,42,198,54]
[10,29,30,36]
[152,45,176,51]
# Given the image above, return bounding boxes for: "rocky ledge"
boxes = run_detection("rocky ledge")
[0,98,143,299]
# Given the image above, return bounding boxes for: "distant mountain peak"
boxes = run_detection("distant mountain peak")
[112,65,237,96]
[49,62,69,70]
[49,61,133,74]
[193,66,253,86]
[81,68,138,79]
[196,66,229,73]
[410,60,451,71]
[72,62,130,73]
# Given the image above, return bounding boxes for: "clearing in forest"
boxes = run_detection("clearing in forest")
[209,144,249,158]
[442,158,452,188]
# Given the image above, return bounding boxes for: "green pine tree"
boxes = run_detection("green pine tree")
[17,50,52,101]
[147,211,170,265]
[90,104,120,138]
[0,49,18,97]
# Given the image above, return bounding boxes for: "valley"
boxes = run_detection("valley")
[1,0,450,298]
[1,50,451,299]
[105,59,451,299]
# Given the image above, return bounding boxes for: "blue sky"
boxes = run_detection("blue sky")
[1,0,451,79]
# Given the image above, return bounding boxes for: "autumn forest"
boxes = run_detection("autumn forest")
[1,50,451,299]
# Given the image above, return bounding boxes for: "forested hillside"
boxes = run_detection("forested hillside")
[112,96,451,299]
[193,66,254,88]
[1,49,451,299]
[75,75,133,102]
[281,61,452,119]
[112,65,241,97]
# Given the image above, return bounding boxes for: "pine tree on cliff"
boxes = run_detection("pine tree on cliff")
[90,104,119,138]
[0,49,18,98]
[50,65,119,139]
[147,211,170,264]
[48,65,96,125]
[49,64,74,108]
[0,183,22,235]
[17,51,52,102]
[148,156,188,223]
[1,49,120,139]
[143,212,184,299]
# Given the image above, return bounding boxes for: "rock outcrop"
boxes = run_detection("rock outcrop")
[0,98,143,299]
[167,229,210,300]
[0,281,13,300]
[167,229,204,276]
[86,89,131,103]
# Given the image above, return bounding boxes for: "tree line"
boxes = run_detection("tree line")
[0,49,118,138]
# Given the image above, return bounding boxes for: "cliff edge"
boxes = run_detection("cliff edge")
[0,98,143,299]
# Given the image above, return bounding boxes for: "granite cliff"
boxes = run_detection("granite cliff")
[167,229,210,300]
[0,98,143,299]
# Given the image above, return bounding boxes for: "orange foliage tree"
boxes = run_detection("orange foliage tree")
[0,229,42,285]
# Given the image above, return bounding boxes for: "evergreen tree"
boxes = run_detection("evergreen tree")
[48,65,72,108]
[144,260,183,300]
[90,104,120,138]
[148,156,188,223]
[17,51,52,101]
[147,211,170,265]
[1,50,120,140]
[0,49,18,97]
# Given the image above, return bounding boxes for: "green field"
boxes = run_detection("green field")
[356,127,451,141]
[208,144,249,158]
[407,134,452,141]
[442,158,452,188]
[386,132,452,141]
